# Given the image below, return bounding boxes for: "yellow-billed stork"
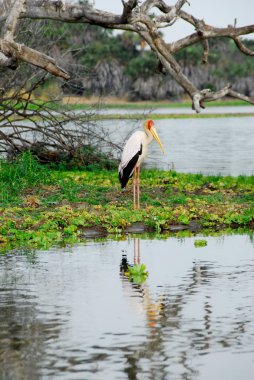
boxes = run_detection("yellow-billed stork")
[118,119,165,209]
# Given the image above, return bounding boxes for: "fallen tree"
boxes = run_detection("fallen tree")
[0,0,254,112]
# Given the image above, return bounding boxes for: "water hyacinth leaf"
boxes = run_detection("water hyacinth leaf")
[194,239,208,248]
[125,264,149,284]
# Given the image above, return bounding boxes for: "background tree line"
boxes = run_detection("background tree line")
[53,23,254,100]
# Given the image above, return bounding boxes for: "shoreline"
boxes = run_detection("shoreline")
[62,96,252,108]
[1,167,253,253]
[61,97,254,119]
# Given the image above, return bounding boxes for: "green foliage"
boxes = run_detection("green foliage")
[194,239,207,247]
[125,264,149,283]
[175,44,204,65]
[125,51,158,79]
[0,151,48,204]
[0,164,253,253]
[77,28,142,69]
[175,38,254,82]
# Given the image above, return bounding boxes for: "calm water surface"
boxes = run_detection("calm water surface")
[2,110,254,176]
[1,234,254,380]
[102,116,254,176]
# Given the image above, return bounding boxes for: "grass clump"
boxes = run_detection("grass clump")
[0,151,48,205]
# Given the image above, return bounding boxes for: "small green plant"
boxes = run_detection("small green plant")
[125,264,149,283]
[194,239,208,247]
[0,151,48,204]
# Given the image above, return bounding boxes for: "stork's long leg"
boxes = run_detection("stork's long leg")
[134,166,140,209]
[134,238,140,264]
[137,166,140,209]
[133,166,141,209]
[133,166,137,209]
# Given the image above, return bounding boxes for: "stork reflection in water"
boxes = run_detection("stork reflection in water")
[120,238,164,329]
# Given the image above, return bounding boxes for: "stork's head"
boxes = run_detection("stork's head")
[144,119,165,154]
[147,119,154,130]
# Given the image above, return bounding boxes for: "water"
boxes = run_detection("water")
[1,234,254,380]
[1,109,254,176]
[102,116,254,176]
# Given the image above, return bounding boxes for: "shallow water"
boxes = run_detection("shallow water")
[102,116,254,176]
[2,108,254,176]
[1,234,254,380]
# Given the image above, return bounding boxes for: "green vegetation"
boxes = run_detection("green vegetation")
[75,27,254,84]
[62,98,254,120]
[89,112,254,121]
[175,37,254,85]
[0,151,48,204]
[4,99,253,121]
[74,99,250,109]
[0,153,253,253]
[194,239,208,248]
[125,264,149,284]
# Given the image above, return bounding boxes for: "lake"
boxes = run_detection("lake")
[2,108,254,176]
[1,107,254,379]
[1,234,254,380]
[101,116,254,176]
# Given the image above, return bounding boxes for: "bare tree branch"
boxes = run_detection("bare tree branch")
[0,51,18,69]
[192,85,254,113]
[233,36,254,56]
[154,0,189,24]
[201,38,209,64]
[121,0,138,22]
[0,0,253,112]
[2,0,26,41]
[0,38,70,79]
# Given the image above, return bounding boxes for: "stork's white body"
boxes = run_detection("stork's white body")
[118,119,164,209]
[119,130,153,181]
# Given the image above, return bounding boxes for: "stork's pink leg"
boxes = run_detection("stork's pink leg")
[133,166,137,209]
[134,238,137,264]
[137,166,140,209]
[134,238,140,264]
[137,238,140,264]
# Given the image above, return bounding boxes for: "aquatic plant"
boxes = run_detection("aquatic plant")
[125,264,149,284]
[194,239,208,247]
[0,156,253,253]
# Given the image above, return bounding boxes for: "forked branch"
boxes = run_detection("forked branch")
[0,0,253,112]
